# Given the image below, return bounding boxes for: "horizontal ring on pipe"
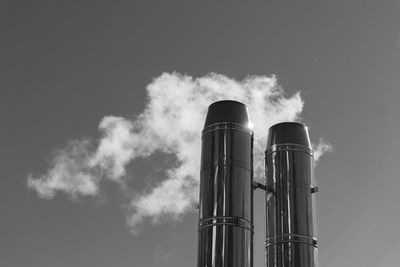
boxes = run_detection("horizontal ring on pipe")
[264,184,316,191]
[266,234,318,248]
[198,216,253,232]
[266,240,318,248]
[265,143,314,157]
[201,159,252,171]
[202,122,253,136]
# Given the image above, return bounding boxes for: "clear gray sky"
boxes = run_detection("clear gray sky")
[1,1,400,267]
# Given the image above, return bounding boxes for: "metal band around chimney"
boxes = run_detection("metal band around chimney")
[266,143,314,157]
[198,216,253,232]
[202,122,253,136]
[201,159,252,172]
[266,234,318,248]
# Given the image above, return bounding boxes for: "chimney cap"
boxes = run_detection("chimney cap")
[267,122,311,148]
[204,100,250,128]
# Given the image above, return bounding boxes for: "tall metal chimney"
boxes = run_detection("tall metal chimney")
[265,122,318,267]
[197,100,254,267]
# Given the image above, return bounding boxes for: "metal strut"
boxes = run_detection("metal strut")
[252,181,274,194]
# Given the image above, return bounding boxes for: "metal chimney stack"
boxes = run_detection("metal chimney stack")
[197,100,254,267]
[265,122,318,267]
[197,102,318,267]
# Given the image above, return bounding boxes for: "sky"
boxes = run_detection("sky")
[1,1,400,267]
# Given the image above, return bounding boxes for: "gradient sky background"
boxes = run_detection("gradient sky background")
[1,1,400,267]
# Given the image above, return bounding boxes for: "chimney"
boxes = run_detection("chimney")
[197,100,254,267]
[265,122,318,267]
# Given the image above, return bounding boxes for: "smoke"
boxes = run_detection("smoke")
[27,139,98,199]
[27,116,138,199]
[28,72,330,233]
[313,138,333,162]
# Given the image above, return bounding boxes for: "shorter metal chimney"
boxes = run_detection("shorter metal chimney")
[265,122,318,267]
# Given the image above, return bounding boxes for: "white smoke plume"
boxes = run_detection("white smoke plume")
[27,116,138,199]
[27,139,98,199]
[28,72,330,232]
[313,138,333,162]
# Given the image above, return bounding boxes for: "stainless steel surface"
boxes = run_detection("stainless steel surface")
[197,100,254,267]
[265,123,318,267]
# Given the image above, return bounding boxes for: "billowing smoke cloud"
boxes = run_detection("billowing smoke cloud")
[28,72,329,233]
